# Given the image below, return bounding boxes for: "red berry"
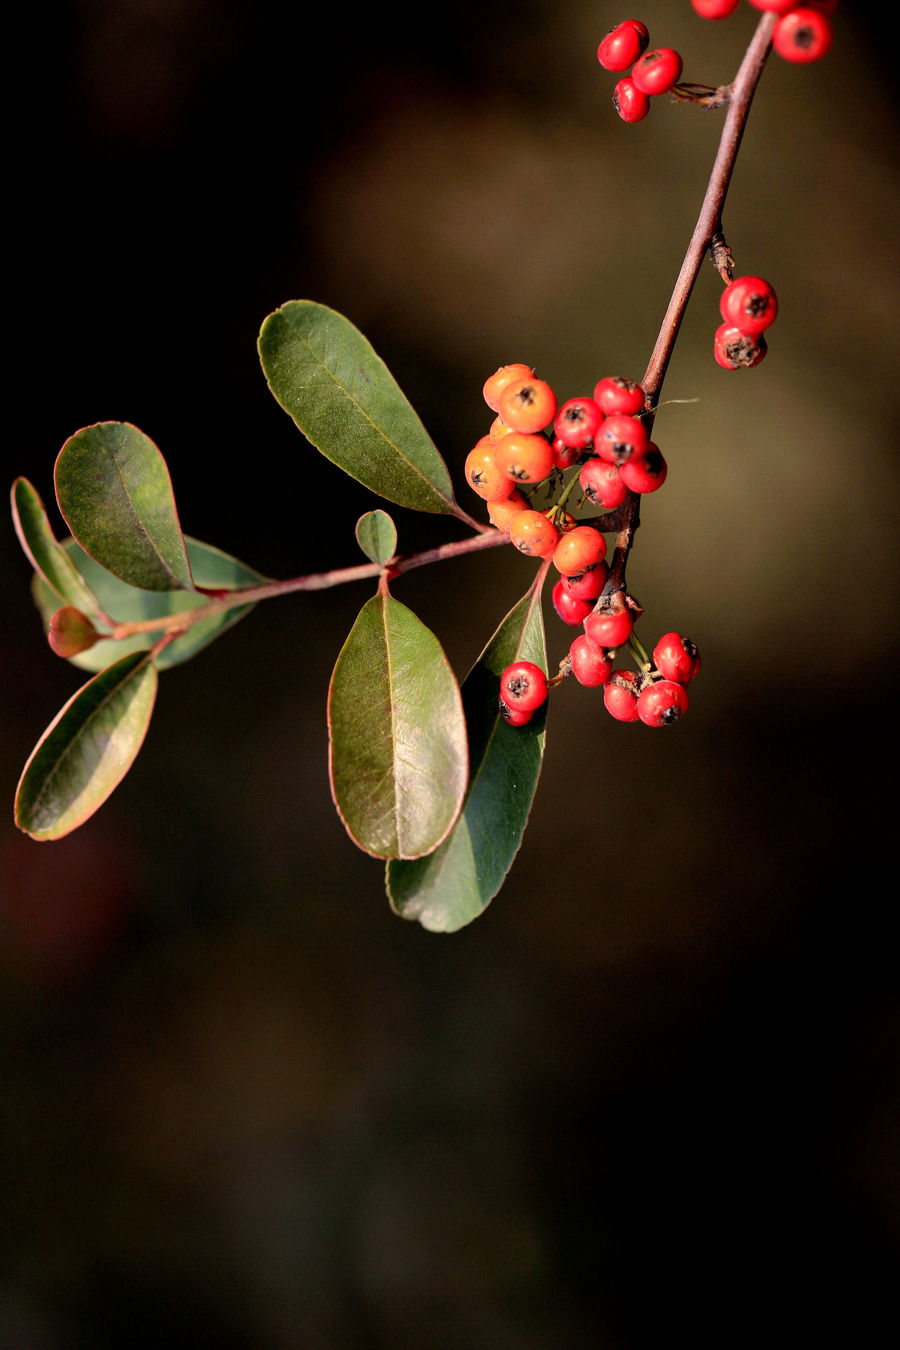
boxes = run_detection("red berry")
[603,670,642,722]
[772,9,832,63]
[597,20,649,72]
[563,562,609,601]
[593,376,645,417]
[569,634,613,687]
[631,48,683,97]
[713,323,768,371]
[554,397,604,450]
[494,431,555,484]
[553,524,607,577]
[498,377,558,434]
[483,363,534,413]
[612,77,651,124]
[691,0,740,17]
[552,437,582,470]
[579,458,628,510]
[618,444,667,494]
[720,275,778,336]
[508,510,559,559]
[499,699,533,727]
[595,413,650,466]
[652,632,701,684]
[499,660,548,713]
[584,600,634,650]
[552,580,594,627]
[636,680,689,727]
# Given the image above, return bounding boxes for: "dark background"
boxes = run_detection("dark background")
[2,3,898,1346]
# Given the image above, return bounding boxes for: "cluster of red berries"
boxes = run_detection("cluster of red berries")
[692,2,835,64]
[498,629,701,730]
[596,20,684,124]
[466,365,667,564]
[713,273,778,370]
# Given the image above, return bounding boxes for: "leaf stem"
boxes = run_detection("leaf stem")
[108,528,510,641]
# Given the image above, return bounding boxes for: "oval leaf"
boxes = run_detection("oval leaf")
[387,581,547,932]
[32,537,269,673]
[328,593,468,860]
[356,510,397,566]
[15,651,158,841]
[259,301,458,514]
[54,422,194,591]
[11,477,109,622]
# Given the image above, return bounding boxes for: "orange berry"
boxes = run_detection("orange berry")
[499,377,558,433]
[487,488,529,531]
[552,524,608,577]
[489,415,513,441]
[464,436,514,501]
[482,363,535,413]
[508,509,560,559]
[493,431,555,484]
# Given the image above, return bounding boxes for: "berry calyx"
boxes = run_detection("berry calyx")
[597,20,649,72]
[499,661,548,713]
[483,363,534,413]
[772,9,832,63]
[613,78,651,124]
[720,275,778,336]
[652,632,701,684]
[713,323,768,370]
[636,679,690,727]
[631,48,683,97]
[498,377,558,434]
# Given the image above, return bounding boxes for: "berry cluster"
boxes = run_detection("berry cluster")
[467,366,667,565]
[713,273,778,370]
[597,20,684,124]
[467,363,698,730]
[693,1,835,64]
[498,629,701,730]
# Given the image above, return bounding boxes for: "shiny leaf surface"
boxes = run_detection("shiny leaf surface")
[328,592,468,860]
[387,582,547,931]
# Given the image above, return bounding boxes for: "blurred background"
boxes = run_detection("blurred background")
[2,2,898,1345]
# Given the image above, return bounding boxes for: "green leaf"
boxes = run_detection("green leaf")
[15,651,158,841]
[356,510,397,566]
[386,582,547,932]
[258,301,459,515]
[11,477,109,622]
[32,537,269,673]
[54,422,194,592]
[328,592,468,860]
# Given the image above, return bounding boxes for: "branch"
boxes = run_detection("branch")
[608,11,776,593]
